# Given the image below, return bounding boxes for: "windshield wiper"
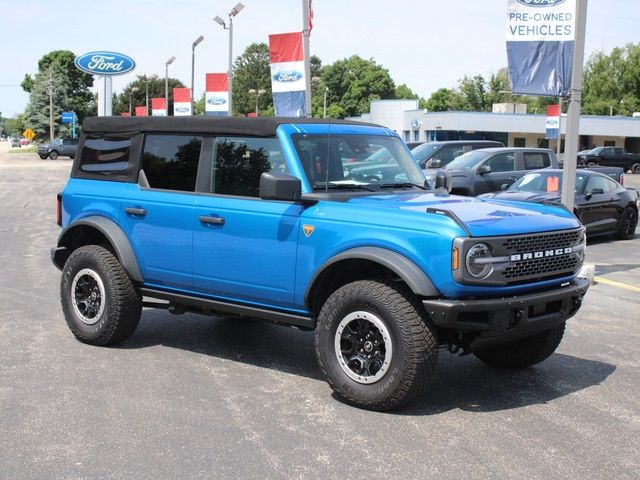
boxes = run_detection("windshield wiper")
[379,182,427,190]
[313,183,381,192]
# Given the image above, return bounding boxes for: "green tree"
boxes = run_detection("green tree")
[2,114,26,138]
[232,43,272,116]
[583,43,640,116]
[395,83,419,100]
[321,56,396,118]
[114,75,185,115]
[424,88,462,112]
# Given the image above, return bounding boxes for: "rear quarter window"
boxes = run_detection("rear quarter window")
[524,152,551,170]
[79,137,131,173]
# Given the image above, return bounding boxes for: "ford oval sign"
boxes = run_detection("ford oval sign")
[175,106,190,113]
[74,51,136,76]
[515,0,566,6]
[273,71,303,83]
[207,97,227,106]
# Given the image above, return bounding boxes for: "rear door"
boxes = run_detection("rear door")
[474,152,518,194]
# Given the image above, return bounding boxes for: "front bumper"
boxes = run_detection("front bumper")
[423,277,590,351]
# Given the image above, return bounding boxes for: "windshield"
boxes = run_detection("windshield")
[509,172,588,193]
[444,150,489,170]
[292,134,426,190]
[590,147,605,155]
[411,143,440,163]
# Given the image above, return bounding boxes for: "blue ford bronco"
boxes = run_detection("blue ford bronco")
[52,116,590,410]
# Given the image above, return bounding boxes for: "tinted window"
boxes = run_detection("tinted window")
[141,135,203,191]
[434,146,465,165]
[524,152,551,169]
[80,137,131,173]
[586,175,616,194]
[212,137,286,197]
[63,138,78,145]
[486,153,516,172]
[614,148,625,155]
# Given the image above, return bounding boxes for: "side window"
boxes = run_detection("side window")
[80,137,131,174]
[212,137,286,197]
[524,152,551,170]
[586,175,614,194]
[436,146,464,164]
[141,134,203,192]
[486,153,516,172]
[614,148,624,155]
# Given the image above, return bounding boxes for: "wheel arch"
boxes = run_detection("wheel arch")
[52,216,142,282]
[305,247,440,315]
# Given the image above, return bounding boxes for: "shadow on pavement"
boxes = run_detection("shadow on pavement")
[124,309,615,414]
[594,263,640,275]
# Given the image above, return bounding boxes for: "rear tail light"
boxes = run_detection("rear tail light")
[56,193,62,226]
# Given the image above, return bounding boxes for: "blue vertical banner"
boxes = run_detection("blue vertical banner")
[506,0,576,96]
[269,32,306,117]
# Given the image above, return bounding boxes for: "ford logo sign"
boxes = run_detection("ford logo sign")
[547,120,559,126]
[516,0,566,7]
[74,51,136,76]
[273,71,303,82]
[207,97,227,106]
[175,106,190,113]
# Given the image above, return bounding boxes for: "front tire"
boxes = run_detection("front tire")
[315,280,438,410]
[39,154,48,160]
[49,150,58,160]
[61,245,141,346]
[616,206,638,240]
[474,323,565,369]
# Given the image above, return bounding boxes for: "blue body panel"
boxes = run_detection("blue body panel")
[61,122,583,315]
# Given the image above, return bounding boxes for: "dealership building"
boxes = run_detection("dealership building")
[350,99,640,155]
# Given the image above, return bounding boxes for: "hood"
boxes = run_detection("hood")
[480,190,562,203]
[344,192,578,237]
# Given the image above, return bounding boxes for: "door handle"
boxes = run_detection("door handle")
[199,215,225,225]
[125,207,147,216]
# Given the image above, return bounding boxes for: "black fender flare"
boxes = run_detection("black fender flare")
[305,246,440,307]
[53,216,143,282]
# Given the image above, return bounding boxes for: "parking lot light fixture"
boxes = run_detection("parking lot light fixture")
[248,88,266,116]
[213,3,245,116]
[129,86,140,115]
[165,56,176,115]
[191,36,205,113]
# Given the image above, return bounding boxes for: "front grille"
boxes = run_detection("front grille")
[502,230,581,253]
[503,255,579,280]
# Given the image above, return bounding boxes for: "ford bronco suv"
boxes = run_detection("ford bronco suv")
[52,117,590,410]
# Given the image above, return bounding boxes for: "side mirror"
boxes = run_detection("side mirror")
[434,170,452,193]
[477,165,491,175]
[430,159,442,169]
[591,188,605,195]
[500,183,510,190]
[259,172,301,201]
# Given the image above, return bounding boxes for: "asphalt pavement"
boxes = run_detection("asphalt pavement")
[0,142,638,480]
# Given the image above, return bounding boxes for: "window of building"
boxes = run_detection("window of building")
[513,137,526,148]
[413,130,420,142]
[80,137,132,174]
[604,140,616,147]
[212,137,286,197]
[141,134,203,192]
[537,138,549,148]
[524,152,551,169]
[403,131,410,142]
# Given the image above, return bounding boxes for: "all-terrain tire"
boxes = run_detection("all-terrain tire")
[39,154,48,160]
[61,245,141,346]
[616,206,638,240]
[315,280,438,411]
[474,323,565,369]
[48,150,58,160]
[632,163,640,175]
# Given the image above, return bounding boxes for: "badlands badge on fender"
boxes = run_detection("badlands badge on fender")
[303,225,315,237]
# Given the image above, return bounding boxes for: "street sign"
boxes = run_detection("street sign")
[22,128,35,141]
[61,112,75,124]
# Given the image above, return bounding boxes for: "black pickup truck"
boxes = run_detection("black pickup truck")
[578,147,640,174]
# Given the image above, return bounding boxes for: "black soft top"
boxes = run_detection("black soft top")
[81,116,379,137]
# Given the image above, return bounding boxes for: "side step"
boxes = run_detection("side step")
[140,287,315,330]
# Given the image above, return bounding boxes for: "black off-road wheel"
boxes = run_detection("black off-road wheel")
[631,163,640,175]
[61,245,141,346]
[473,323,565,369]
[616,206,638,240]
[315,280,438,411]
[48,150,58,160]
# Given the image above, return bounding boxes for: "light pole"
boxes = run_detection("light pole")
[191,35,204,114]
[248,88,266,116]
[323,87,329,118]
[165,56,176,116]
[214,2,245,117]
[129,86,140,115]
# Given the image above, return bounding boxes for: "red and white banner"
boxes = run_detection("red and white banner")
[173,87,191,116]
[205,73,229,116]
[134,106,148,117]
[120,112,131,117]
[268,32,306,117]
[546,104,561,140]
[151,97,167,116]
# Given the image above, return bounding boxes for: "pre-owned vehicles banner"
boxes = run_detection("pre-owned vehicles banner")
[151,98,167,116]
[506,0,576,96]
[205,73,229,116]
[268,32,306,117]
[173,88,191,116]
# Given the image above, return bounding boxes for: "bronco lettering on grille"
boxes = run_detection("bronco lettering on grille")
[510,247,573,262]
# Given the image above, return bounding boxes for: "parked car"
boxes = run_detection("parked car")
[424,147,559,196]
[411,140,504,169]
[38,137,78,160]
[10,138,21,148]
[51,116,590,411]
[578,146,640,174]
[480,169,639,240]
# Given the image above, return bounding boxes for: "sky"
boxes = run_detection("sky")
[1,0,639,117]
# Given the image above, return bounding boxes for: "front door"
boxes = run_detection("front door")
[579,175,619,234]
[192,136,302,310]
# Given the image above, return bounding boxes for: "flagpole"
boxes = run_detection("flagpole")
[302,0,312,117]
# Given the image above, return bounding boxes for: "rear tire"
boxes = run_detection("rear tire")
[61,245,141,346]
[49,150,58,160]
[632,163,640,174]
[474,323,565,369]
[315,280,438,411]
[616,206,638,240]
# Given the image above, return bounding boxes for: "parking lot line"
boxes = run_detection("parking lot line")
[594,276,640,293]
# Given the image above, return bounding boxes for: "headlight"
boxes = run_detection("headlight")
[465,243,493,278]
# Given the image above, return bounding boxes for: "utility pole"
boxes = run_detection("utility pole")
[301,0,312,117]
[561,0,588,212]
[48,72,54,142]
[557,97,563,157]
